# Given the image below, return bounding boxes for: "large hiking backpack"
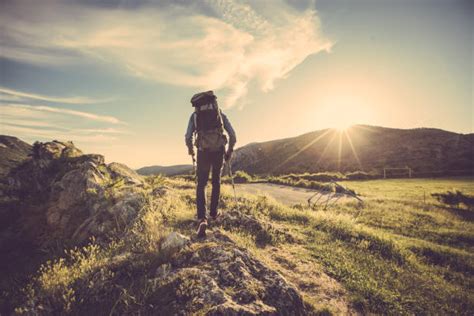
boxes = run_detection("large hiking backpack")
[190,91,227,151]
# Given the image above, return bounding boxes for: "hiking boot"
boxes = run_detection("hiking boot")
[210,212,221,221]
[196,219,208,238]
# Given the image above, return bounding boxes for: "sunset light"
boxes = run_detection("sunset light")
[1,1,472,314]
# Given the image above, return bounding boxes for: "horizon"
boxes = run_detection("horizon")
[2,123,471,169]
[1,0,472,168]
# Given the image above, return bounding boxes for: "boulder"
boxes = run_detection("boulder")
[3,140,146,247]
[108,162,143,185]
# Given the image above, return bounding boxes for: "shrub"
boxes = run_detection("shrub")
[345,171,379,180]
[233,171,253,183]
[431,190,474,209]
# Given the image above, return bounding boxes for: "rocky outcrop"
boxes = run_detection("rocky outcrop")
[148,230,311,315]
[2,140,145,247]
[0,135,32,178]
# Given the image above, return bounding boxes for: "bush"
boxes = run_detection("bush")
[431,190,474,209]
[233,171,253,183]
[280,172,345,182]
[345,171,379,180]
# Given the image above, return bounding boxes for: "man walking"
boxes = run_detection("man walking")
[185,91,236,238]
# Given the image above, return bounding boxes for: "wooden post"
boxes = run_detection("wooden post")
[384,168,386,179]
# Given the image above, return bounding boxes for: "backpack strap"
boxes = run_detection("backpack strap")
[217,109,224,130]
[193,112,197,133]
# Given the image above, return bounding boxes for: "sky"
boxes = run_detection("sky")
[0,0,472,168]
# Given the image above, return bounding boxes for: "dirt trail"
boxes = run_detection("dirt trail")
[235,183,321,206]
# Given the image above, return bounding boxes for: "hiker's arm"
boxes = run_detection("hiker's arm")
[221,113,236,150]
[185,114,195,154]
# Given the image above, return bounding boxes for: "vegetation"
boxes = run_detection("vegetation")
[240,178,474,314]
[269,171,378,182]
[266,174,357,194]
[432,190,474,210]
[9,175,474,315]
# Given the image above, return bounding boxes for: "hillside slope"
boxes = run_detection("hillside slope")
[0,139,319,315]
[232,125,474,175]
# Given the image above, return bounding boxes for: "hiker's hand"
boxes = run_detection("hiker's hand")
[224,149,233,161]
[188,147,195,157]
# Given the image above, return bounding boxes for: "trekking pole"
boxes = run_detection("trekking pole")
[191,154,197,184]
[227,158,237,203]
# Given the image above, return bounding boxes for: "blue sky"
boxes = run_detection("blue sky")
[0,0,472,168]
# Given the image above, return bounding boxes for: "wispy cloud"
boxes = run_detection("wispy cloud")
[0,0,332,108]
[1,103,124,124]
[0,87,112,104]
[0,103,128,144]
[0,123,119,143]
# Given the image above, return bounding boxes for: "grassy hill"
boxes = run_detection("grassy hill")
[136,164,193,176]
[232,125,474,176]
[1,137,473,314]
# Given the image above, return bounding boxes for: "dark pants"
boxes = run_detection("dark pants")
[196,147,224,220]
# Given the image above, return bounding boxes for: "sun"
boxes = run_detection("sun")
[313,95,373,131]
[334,121,353,131]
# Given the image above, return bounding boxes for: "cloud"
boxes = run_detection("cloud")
[1,103,124,124]
[0,87,112,104]
[0,0,332,108]
[0,103,127,144]
[1,123,119,143]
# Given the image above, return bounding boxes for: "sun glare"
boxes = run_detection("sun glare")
[313,95,373,131]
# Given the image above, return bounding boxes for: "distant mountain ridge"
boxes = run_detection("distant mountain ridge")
[231,125,474,176]
[136,164,193,176]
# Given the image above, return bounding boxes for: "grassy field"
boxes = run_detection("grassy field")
[212,177,474,314]
[13,176,473,315]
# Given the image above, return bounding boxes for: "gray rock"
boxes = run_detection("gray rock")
[108,162,143,185]
[161,232,190,253]
[146,230,311,315]
[4,141,146,247]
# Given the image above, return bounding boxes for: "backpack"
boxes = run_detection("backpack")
[190,91,228,151]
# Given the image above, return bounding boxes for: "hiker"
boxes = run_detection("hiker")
[185,91,236,237]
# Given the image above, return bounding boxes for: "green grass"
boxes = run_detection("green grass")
[13,176,474,315]
[220,177,474,314]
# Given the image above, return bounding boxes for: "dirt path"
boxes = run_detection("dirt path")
[235,183,319,206]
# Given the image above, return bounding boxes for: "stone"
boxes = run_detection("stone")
[146,230,312,315]
[161,232,190,253]
[3,140,146,247]
[108,162,143,185]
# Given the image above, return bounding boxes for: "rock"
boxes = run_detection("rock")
[108,162,143,185]
[152,185,169,197]
[3,140,146,247]
[147,230,312,315]
[155,263,172,279]
[161,232,190,253]
[0,135,32,178]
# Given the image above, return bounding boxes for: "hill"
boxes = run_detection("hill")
[1,136,473,314]
[232,125,474,176]
[0,135,32,177]
[136,164,193,176]
[0,139,316,315]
